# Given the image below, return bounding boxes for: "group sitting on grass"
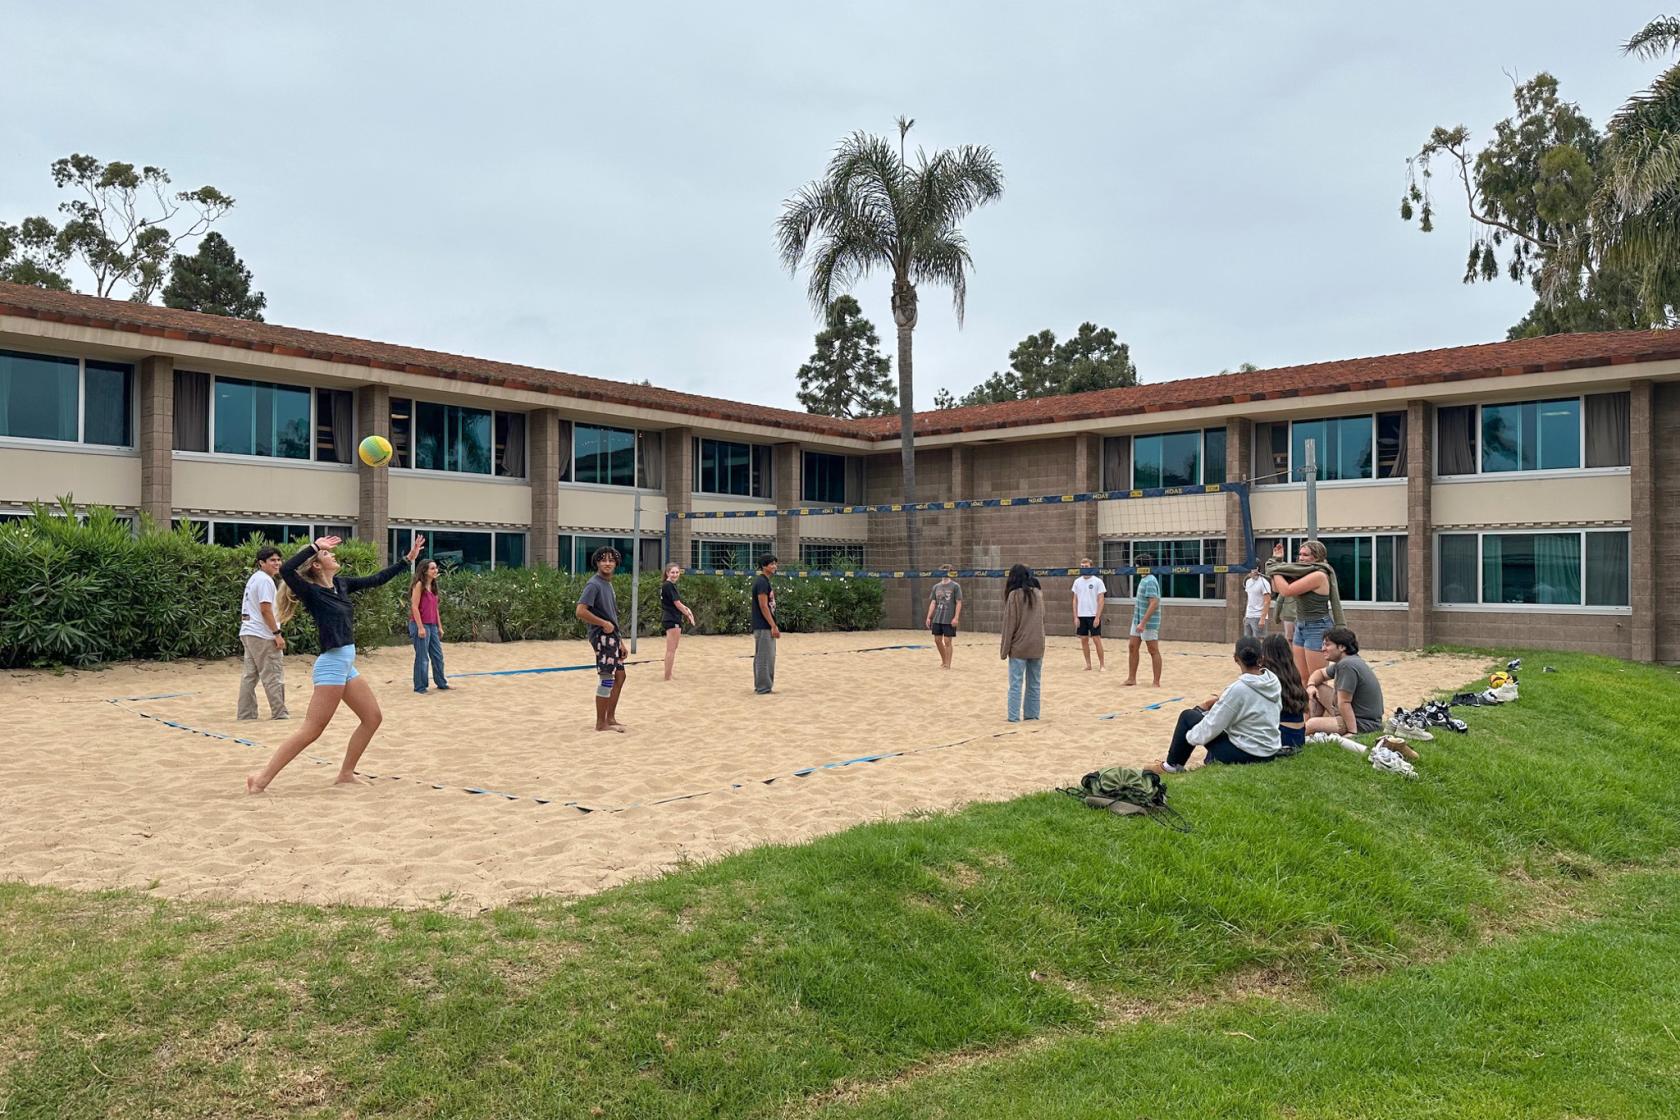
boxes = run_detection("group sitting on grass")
[1149,627,1382,774]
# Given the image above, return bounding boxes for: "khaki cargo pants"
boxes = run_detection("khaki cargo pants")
[237,635,289,719]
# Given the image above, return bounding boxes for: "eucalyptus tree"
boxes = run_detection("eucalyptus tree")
[778,119,1003,582]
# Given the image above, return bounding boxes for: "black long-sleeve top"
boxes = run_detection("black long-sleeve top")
[280,543,409,651]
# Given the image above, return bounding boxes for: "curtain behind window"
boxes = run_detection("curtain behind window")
[329,390,354,464]
[173,370,210,452]
[1586,532,1630,605]
[1436,405,1475,475]
[1584,392,1630,467]
[1379,411,1408,478]
[1102,435,1130,491]
[638,430,663,489]
[498,412,527,477]
[557,419,572,481]
[1534,533,1582,604]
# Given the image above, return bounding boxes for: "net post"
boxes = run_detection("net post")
[1304,437,1319,540]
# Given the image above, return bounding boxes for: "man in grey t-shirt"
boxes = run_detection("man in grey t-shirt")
[1306,626,1384,734]
[924,569,962,669]
[575,546,628,732]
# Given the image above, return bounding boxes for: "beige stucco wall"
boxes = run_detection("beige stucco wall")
[556,486,668,532]
[389,471,532,527]
[0,445,140,509]
[1250,481,1409,533]
[173,456,358,518]
[1433,471,1630,528]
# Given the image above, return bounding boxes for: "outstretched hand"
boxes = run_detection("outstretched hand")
[314,535,343,551]
[405,534,427,563]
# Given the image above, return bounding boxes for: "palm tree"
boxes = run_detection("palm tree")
[777,120,1003,587]
[1545,17,1680,321]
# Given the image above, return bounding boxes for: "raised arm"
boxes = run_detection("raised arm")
[342,534,424,593]
[278,539,328,593]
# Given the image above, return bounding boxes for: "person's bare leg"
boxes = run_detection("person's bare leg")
[1125,637,1140,685]
[333,676,382,785]
[604,668,628,731]
[1093,635,1105,670]
[1147,640,1162,686]
[247,685,341,793]
[1081,636,1092,670]
[1292,643,1310,686]
[1303,647,1328,681]
[664,629,680,680]
[1310,681,1338,719]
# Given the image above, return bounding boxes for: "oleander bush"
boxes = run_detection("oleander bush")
[0,501,882,667]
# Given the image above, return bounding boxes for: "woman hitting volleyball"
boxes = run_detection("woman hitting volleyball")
[246,533,423,793]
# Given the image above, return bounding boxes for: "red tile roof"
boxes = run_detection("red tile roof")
[3,282,1676,444]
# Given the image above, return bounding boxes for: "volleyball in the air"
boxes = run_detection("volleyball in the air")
[358,435,393,468]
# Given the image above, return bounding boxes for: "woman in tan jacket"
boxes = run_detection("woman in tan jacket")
[1000,563,1046,721]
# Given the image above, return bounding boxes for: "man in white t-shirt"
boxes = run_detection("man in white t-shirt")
[1242,572,1272,639]
[236,547,289,720]
[1071,557,1107,671]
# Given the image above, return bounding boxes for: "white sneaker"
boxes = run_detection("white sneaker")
[1370,745,1418,778]
[1384,716,1434,742]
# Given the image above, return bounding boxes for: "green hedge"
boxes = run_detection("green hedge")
[0,502,882,668]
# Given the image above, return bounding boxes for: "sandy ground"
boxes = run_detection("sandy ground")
[0,631,1489,911]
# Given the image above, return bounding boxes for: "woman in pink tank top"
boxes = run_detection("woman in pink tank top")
[409,559,450,693]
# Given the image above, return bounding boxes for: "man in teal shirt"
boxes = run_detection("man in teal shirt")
[1126,551,1163,687]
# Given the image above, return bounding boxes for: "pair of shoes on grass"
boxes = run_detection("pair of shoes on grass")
[1374,734,1419,762]
[1385,708,1435,741]
[1370,743,1418,778]
[1419,701,1470,734]
[1305,731,1367,755]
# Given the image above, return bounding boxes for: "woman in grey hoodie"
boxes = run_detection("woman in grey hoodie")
[1152,636,1282,772]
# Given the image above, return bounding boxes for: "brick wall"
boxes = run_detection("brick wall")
[355,384,391,562]
[138,356,173,526]
[1429,609,1633,659]
[1654,383,1680,662]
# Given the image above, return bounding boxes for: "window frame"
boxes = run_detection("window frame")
[1253,413,1408,486]
[1433,528,1632,612]
[689,537,774,571]
[799,541,866,569]
[391,524,524,571]
[692,438,773,499]
[802,451,850,505]
[1099,537,1228,602]
[1129,428,1209,490]
[386,396,527,481]
[1434,395,1626,480]
[1258,533,1409,607]
[0,349,138,452]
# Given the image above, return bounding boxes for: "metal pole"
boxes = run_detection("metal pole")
[1304,437,1319,542]
[630,434,642,654]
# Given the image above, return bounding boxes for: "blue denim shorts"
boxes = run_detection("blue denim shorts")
[312,644,360,686]
[1292,617,1331,651]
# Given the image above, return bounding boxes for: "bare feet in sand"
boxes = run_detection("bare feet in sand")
[333,773,369,787]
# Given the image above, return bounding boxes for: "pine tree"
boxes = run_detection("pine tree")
[162,232,267,320]
[795,295,897,417]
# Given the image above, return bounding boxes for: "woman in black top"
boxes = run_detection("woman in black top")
[660,563,697,680]
[246,534,422,793]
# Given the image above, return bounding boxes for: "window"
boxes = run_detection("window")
[313,388,355,464]
[1482,399,1580,473]
[694,439,771,498]
[1101,436,1131,491]
[214,377,311,459]
[1101,538,1226,599]
[1257,534,1408,603]
[1437,395,1626,477]
[574,424,637,487]
[388,398,493,474]
[1132,430,1201,488]
[0,349,134,447]
[494,412,527,478]
[1291,416,1373,482]
[392,526,523,572]
[1436,530,1629,607]
[172,520,351,547]
[691,539,772,571]
[801,542,865,568]
[558,534,660,573]
[1202,429,1227,486]
[1255,413,1406,483]
[804,452,849,504]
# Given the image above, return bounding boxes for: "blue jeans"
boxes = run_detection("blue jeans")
[409,621,447,691]
[1007,657,1042,721]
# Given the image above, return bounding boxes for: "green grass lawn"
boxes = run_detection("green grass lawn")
[3,650,1679,1118]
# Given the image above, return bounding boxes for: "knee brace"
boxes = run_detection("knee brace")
[596,677,616,698]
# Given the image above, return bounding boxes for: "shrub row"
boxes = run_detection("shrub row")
[0,504,882,668]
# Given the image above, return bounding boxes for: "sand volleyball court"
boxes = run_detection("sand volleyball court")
[0,632,1487,911]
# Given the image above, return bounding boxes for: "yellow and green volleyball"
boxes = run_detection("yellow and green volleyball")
[358,434,393,468]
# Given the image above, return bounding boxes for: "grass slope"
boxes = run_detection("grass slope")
[2,650,1678,1118]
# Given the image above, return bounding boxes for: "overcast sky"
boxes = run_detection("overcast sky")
[1,2,1663,410]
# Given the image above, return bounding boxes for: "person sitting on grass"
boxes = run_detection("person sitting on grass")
[1149,636,1282,773]
[1262,633,1308,753]
[1305,626,1384,736]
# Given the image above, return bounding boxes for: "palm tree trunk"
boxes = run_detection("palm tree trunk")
[892,278,920,616]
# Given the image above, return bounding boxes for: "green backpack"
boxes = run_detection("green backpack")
[1062,766,1189,831]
